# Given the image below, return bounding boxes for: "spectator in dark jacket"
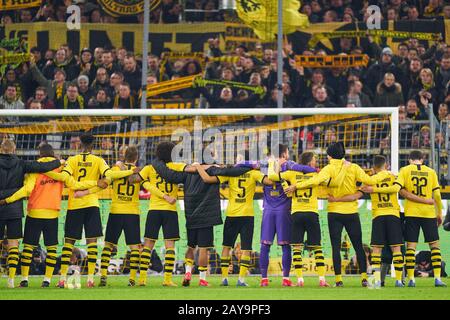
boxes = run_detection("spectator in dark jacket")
[122,55,142,95]
[374,73,404,107]
[305,85,337,108]
[435,53,450,92]
[42,48,79,81]
[26,87,55,109]
[364,47,405,96]
[0,139,61,288]
[409,68,442,117]
[339,80,372,107]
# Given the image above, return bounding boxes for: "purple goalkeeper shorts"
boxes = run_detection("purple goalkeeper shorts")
[260,207,292,245]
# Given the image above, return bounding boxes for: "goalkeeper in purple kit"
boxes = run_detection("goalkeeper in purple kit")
[256,144,316,287]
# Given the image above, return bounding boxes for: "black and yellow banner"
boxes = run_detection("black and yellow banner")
[288,20,449,54]
[0,0,41,11]
[1,20,448,57]
[97,0,161,17]
[0,22,226,57]
[308,29,441,48]
[0,52,30,65]
[236,0,309,41]
[192,77,266,98]
[146,74,200,98]
[295,54,369,68]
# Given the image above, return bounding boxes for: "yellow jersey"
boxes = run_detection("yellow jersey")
[281,171,319,214]
[62,152,133,210]
[326,162,389,214]
[139,162,186,212]
[219,170,266,217]
[369,171,400,219]
[391,164,440,219]
[110,164,141,215]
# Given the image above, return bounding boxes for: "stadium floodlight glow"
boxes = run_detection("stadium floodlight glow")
[0,107,399,173]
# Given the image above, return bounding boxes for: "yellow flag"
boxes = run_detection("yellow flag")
[236,0,309,41]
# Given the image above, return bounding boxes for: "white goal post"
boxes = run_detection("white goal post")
[0,107,399,173]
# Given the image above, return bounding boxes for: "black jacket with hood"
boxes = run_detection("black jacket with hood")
[152,160,251,229]
[0,154,61,220]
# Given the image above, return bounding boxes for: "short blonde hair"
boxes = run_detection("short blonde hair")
[1,139,16,154]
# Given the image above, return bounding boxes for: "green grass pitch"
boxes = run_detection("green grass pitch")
[1,275,449,300]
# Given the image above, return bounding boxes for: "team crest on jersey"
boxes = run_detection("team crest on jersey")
[98,0,161,17]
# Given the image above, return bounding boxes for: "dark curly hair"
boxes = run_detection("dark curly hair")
[156,141,175,163]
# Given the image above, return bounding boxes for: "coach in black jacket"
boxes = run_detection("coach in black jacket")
[152,158,251,286]
[0,140,61,287]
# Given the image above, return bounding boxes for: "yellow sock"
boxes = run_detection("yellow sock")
[20,244,34,281]
[314,248,325,279]
[8,246,19,280]
[130,248,140,282]
[87,243,98,280]
[292,248,303,279]
[139,247,152,284]
[239,255,251,282]
[45,245,57,281]
[163,248,175,283]
[185,257,194,274]
[370,252,381,283]
[335,274,343,283]
[220,256,231,279]
[100,244,113,278]
[431,247,442,280]
[392,252,404,282]
[360,272,368,281]
[60,242,74,280]
[405,248,415,281]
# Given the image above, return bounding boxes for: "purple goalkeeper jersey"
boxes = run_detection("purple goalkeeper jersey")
[261,160,316,210]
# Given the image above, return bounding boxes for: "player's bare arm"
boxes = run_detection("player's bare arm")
[399,189,434,205]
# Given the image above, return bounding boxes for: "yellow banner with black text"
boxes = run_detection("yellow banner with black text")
[0,0,41,11]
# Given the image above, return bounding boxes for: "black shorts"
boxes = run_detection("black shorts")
[405,217,439,244]
[222,216,254,251]
[23,217,58,246]
[371,215,403,247]
[144,210,180,241]
[0,218,22,240]
[64,207,103,240]
[105,214,141,246]
[187,226,214,248]
[291,212,321,247]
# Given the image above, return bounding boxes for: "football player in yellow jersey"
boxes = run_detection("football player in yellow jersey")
[57,134,138,288]
[128,142,195,287]
[291,142,388,287]
[332,155,434,288]
[362,151,446,287]
[194,152,273,287]
[74,146,155,287]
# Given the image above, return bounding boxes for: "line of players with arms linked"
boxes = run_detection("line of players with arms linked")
[0,134,445,289]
